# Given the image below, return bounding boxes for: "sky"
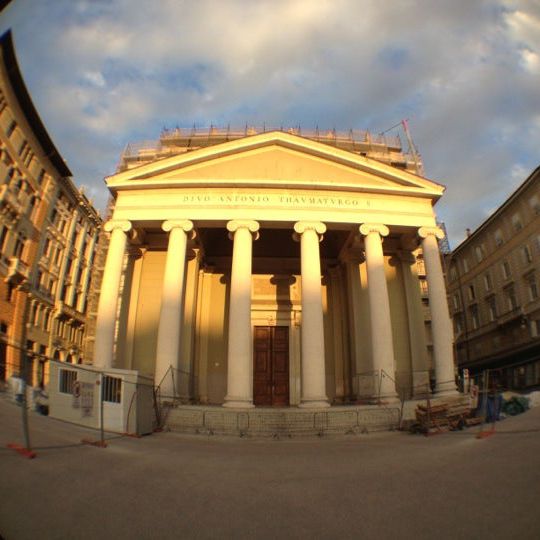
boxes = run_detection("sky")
[1,0,539,247]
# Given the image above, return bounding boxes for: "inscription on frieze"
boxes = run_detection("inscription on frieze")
[177,192,371,209]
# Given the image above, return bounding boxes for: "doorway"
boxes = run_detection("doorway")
[253,326,289,406]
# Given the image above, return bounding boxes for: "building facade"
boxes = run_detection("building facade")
[0,30,101,386]
[92,127,457,408]
[446,166,540,389]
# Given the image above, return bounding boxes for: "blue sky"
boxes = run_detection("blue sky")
[1,0,539,247]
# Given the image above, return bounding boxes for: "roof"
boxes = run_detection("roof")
[451,165,540,255]
[0,29,72,177]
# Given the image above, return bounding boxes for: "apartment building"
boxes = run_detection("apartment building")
[446,166,540,389]
[0,30,101,386]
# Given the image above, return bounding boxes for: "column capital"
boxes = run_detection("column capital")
[162,219,194,233]
[396,250,417,264]
[103,220,132,233]
[418,226,444,240]
[226,220,260,234]
[294,221,326,236]
[359,223,389,237]
[126,246,144,260]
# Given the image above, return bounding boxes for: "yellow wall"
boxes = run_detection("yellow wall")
[196,271,229,404]
[131,250,166,375]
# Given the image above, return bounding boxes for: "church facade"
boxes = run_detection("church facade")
[92,129,456,408]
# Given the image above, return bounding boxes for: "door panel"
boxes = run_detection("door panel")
[253,326,289,406]
[254,327,272,406]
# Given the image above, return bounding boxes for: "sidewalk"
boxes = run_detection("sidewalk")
[1,397,539,540]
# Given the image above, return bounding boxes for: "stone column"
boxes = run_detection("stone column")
[294,221,329,408]
[359,223,398,401]
[155,220,194,398]
[397,249,430,397]
[418,227,458,395]
[93,220,132,369]
[223,220,259,408]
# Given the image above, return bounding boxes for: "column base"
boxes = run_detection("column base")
[373,390,400,404]
[434,386,459,397]
[299,399,330,409]
[435,378,458,396]
[223,399,255,409]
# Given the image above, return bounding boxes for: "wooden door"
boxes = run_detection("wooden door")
[253,326,289,406]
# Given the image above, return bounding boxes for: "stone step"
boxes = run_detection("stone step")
[164,405,401,438]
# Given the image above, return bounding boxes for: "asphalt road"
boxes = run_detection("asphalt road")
[1,396,539,540]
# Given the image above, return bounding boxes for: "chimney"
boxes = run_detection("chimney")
[466,228,471,237]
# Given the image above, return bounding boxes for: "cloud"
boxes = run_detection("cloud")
[1,0,538,246]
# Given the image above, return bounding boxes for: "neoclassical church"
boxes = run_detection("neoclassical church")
[92,128,456,408]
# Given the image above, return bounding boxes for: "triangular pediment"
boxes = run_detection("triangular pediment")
[107,131,444,199]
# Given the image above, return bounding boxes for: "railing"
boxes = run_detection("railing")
[6,257,29,285]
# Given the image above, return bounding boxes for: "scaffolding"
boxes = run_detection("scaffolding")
[119,125,423,176]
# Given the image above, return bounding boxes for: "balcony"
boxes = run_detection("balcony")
[4,257,29,285]
[497,307,524,327]
[55,300,85,323]
[0,184,23,217]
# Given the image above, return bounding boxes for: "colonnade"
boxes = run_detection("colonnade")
[93,219,457,407]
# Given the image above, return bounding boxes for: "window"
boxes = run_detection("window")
[531,320,540,338]
[475,245,484,263]
[504,285,518,311]
[526,273,538,301]
[6,120,16,137]
[530,195,540,215]
[43,238,51,257]
[502,261,511,280]
[18,140,28,157]
[470,305,480,330]
[419,279,428,295]
[463,258,469,273]
[0,226,8,253]
[487,296,497,322]
[43,310,50,331]
[522,245,533,265]
[102,375,122,404]
[59,369,77,394]
[30,303,38,326]
[512,213,523,231]
[494,229,504,246]
[13,236,25,258]
[449,264,458,282]
[454,314,463,334]
[468,285,476,301]
[453,294,460,310]
[27,196,38,220]
[484,273,492,291]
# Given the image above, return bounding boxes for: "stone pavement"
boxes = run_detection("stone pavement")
[1,397,539,540]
